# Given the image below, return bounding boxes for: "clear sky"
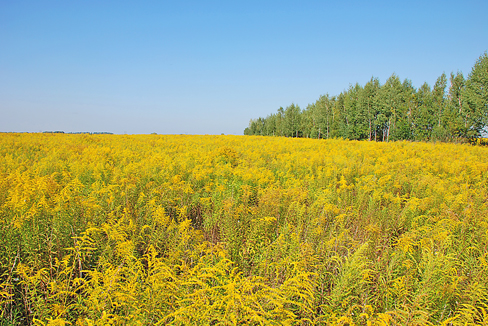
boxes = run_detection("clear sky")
[1,0,487,135]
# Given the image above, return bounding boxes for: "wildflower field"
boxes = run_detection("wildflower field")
[1,133,488,325]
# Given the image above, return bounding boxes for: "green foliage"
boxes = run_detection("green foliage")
[245,53,488,143]
[463,52,488,138]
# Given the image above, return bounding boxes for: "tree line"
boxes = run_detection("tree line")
[245,52,488,141]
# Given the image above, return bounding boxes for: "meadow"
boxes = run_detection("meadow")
[1,133,487,325]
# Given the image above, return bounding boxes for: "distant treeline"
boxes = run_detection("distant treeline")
[42,131,114,134]
[1,131,114,134]
[245,52,488,141]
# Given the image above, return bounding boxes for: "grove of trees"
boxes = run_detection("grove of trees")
[245,52,488,141]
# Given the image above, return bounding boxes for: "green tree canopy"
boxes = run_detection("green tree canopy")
[245,53,488,142]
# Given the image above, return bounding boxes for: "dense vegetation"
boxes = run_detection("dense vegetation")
[1,134,488,325]
[245,53,488,142]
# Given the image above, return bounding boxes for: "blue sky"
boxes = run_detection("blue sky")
[1,0,487,135]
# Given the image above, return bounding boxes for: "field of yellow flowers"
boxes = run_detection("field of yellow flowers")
[1,133,488,325]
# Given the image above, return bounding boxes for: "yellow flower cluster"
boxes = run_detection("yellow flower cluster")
[1,133,488,325]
